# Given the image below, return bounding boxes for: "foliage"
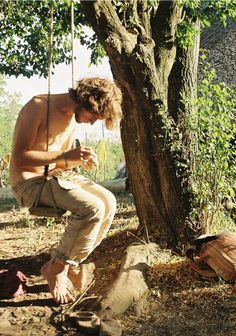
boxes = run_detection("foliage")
[111,0,136,28]
[0,0,105,77]
[45,217,56,230]
[187,59,236,230]
[79,30,107,66]
[177,0,236,48]
[80,139,124,182]
[0,0,235,76]
[0,75,22,156]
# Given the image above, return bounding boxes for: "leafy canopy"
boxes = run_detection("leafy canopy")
[0,0,235,78]
[177,0,236,48]
[0,0,103,78]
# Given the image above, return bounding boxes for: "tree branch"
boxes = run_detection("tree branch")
[151,0,182,78]
[80,0,137,56]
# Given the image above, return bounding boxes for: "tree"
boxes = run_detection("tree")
[0,76,22,156]
[0,0,235,251]
[80,0,236,250]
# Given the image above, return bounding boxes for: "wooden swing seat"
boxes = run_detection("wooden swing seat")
[29,206,66,218]
[29,175,66,218]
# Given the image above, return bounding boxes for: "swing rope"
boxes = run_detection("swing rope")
[29,0,76,218]
[44,0,54,176]
[70,0,75,89]
[70,0,79,150]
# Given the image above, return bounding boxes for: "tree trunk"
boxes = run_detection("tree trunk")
[168,19,202,235]
[81,0,201,251]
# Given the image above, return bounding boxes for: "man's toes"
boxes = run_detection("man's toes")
[53,292,60,304]
[67,292,74,302]
[61,295,66,304]
[62,293,72,304]
[55,290,74,304]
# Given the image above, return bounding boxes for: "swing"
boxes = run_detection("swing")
[29,0,75,218]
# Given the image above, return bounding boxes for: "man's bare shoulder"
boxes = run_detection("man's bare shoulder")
[26,94,47,107]
[19,95,47,117]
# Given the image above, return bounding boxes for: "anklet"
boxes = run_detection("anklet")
[51,249,79,268]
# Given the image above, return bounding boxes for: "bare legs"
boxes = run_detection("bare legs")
[41,259,74,304]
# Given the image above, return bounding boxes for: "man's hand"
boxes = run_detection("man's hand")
[65,146,98,170]
[80,146,99,171]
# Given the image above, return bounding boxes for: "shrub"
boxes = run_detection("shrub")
[188,59,236,231]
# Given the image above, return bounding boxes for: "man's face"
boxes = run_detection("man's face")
[74,107,104,125]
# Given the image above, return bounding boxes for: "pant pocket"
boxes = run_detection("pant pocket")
[54,176,78,191]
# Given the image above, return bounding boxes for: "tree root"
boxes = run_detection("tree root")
[99,243,171,317]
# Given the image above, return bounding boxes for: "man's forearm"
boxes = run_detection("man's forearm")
[12,150,65,168]
[12,147,96,170]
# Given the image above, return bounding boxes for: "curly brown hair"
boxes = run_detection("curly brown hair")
[69,77,123,129]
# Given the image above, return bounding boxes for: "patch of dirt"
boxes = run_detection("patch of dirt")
[0,194,236,336]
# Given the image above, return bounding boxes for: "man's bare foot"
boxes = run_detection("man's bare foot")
[68,262,95,293]
[41,259,74,304]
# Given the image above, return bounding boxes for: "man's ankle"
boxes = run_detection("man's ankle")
[47,258,69,273]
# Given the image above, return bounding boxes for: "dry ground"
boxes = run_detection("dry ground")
[0,194,235,336]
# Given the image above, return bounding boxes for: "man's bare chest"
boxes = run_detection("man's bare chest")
[37,116,76,149]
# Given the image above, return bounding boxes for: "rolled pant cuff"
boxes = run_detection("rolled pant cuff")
[51,249,79,268]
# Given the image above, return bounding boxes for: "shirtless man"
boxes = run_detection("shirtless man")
[9,77,123,304]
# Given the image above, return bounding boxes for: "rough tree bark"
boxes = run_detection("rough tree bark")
[81,0,201,251]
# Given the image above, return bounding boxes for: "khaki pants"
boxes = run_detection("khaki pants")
[12,172,116,265]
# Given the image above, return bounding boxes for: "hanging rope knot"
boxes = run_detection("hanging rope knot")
[63,152,69,169]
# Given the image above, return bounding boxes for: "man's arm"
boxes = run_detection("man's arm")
[11,97,65,168]
[12,97,98,170]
